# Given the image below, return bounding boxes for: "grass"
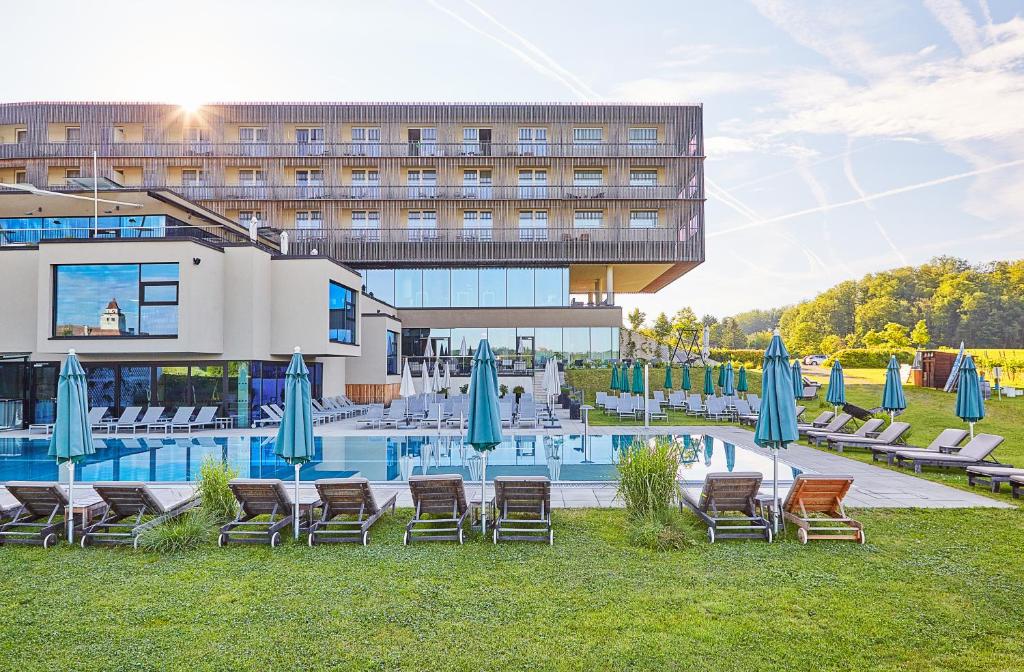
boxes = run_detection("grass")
[0,507,1022,670]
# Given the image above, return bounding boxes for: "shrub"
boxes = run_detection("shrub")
[137,508,216,552]
[629,509,690,551]
[198,456,237,521]
[709,349,764,369]
[616,437,681,519]
[825,348,914,368]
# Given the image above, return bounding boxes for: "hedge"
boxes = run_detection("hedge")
[825,349,914,368]
[708,349,764,368]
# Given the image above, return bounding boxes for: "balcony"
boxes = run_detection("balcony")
[279,224,703,266]
[165,184,697,201]
[0,141,701,160]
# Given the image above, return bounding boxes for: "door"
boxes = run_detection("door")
[516,336,535,370]
[27,362,58,427]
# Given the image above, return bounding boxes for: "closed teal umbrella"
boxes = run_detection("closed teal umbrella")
[717,364,726,389]
[826,359,846,418]
[275,347,315,540]
[882,355,907,422]
[48,349,95,544]
[467,338,503,537]
[754,333,798,536]
[791,360,803,399]
[702,366,714,396]
[681,364,691,392]
[736,366,748,395]
[664,366,673,390]
[610,364,620,392]
[631,362,644,394]
[955,355,984,438]
[620,364,631,393]
[725,442,736,472]
[703,434,714,466]
[722,363,735,396]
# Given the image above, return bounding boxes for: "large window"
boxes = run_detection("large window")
[364,267,571,309]
[54,263,178,338]
[329,281,357,344]
[386,330,400,375]
[628,128,658,145]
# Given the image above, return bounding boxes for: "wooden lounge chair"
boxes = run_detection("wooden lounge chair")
[1010,475,1024,499]
[808,417,882,447]
[308,478,397,546]
[828,421,910,453]
[80,482,198,548]
[404,475,473,545]
[894,434,1006,473]
[796,410,833,433]
[681,472,772,543]
[869,428,969,465]
[801,413,852,440]
[966,466,1024,493]
[781,475,864,544]
[0,482,93,548]
[219,479,321,547]
[491,476,553,544]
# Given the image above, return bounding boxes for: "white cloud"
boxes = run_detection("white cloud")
[923,0,987,54]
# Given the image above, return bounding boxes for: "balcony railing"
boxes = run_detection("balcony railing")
[165,184,697,201]
[0,141,701,160]
[280,225,703,265]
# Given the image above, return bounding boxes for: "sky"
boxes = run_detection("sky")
[4,0,1024,319]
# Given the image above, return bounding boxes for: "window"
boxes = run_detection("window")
[451,269,479,307]
[629,210,658,228]
[238,211,263,226]
[386,330,400,375]
[407,210,437,241]
[239,126,268,143]
[462,210,492,240]
[351,210,380,240]
[506,269,535,307]
[407,128,437,157]
[535,268,564,307]
[351,169,380,198]
[517,127,548,155]
[364,269,395,305]
[422,269,450,308]
[518,169,548,198]
[629,169,658,186]
[462,169,492,198]
[15,128,28,143]
[351,127,381,156]
[573,210,603,228]
[13,170,26,184]
[573,128,603,144]
[395,269,422,307]
[238,169,265,185]
[573,169,603,186]
[407,169,437,198]
[628,127,657,145]
[328,281,357,344]
[295,210,322,230]
[518,210,548,240]
[185,128,211,155]
[53,263,179,338]
[295,169,323,198]
[64,168,81,182]
[181,168,206,185]
[462,128,491,155]
[296,127,325,156]
[65,126,81,143]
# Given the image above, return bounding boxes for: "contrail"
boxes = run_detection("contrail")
[710,158,1024,237]
[842,141,907,265]
[426,0,594,100]
[461,0,604,100]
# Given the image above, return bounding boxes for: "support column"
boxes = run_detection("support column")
[606,265,615,305]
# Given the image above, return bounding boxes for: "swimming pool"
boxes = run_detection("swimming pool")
[0,434,803,484]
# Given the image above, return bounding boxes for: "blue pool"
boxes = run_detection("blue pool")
[0,434,802,484]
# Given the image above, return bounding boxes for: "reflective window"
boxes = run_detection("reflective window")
[628,128,658,145]
[422,269,450,308]
[590,328,613,361]
[535,328,563,366]
[573,210,603,229]
[564,328,590,364]
[386,331,399,375]
[395,269,421,308]
[54,263,179,338]
[506,268,534,307]
[191,365,225,407]
[488,328,516,357]
[479,268,506,307]
[534,268,563,307]
[1,215,168,246]
[451,268,478,308]
[364,269,394,305]
[629,210,658,228]
[329,281,357,344]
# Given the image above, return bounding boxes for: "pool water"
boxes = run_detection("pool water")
[0,434,803,484]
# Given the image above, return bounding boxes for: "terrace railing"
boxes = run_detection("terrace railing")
[164,184,698,201]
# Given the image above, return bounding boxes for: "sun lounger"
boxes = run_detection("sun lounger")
[801,413,851,439]
[256,405,282,427]
[170,406,219,434]
[894,434,1006,473]
[30,406,109,436]
[308,478,397,546]
[219,479,322,547]
[379,401,407,428]
[356,404,385,429]
[0,482,97,548]
[517,401,539,428]
[796,410,833,433]
[685,394,705,416]
[404,475,473,545]
[966,466,1024,493]
[99,406,143,434]
[115,406,165,435]
[681,472,772,543]
[646,399,667,422]
[828,421,910,452]
[499,403,514,427]
[781,475,864,544]
[80,482,198,548]
[705,396,731,421]
[869,428,969,465]
[148,406,194,434]
[1010,475,1024,499]
[490,476,553,544]
[808,417,882,447]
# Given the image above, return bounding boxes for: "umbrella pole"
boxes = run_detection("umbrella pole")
[644,365,649,429]
[294,464,301,540]
[890,410,895,424]
[772,447,779,536]
[67,462,75,544]
[969,421,975,440]
[480,452,488,535]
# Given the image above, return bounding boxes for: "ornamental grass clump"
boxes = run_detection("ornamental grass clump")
[137,508,216,552]
[198,456,237,521]
[616,437,682,519]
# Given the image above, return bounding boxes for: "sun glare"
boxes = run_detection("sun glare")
[178,98,204,114]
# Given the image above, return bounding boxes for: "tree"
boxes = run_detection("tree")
[626,307,646,332]
[910,319,931,348]
[819,334,844,355]
[651,312,673,345]
[747,330,773,349]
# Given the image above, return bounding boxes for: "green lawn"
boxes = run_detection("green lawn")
[1,507,1022,671]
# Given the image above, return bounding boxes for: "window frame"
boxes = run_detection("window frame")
[328,280,358,345]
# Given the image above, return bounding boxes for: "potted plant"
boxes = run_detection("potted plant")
[499,383,509,399]
[512,385,525,403]
[459,383,469,394]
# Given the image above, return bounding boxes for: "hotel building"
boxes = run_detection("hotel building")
[0,102,704,429]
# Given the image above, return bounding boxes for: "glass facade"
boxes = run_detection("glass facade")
[386,330,400,375]
[0,215,169,246]
[54,263,179,338]
[363,267,569,309]
[328,281,357,344]
[402,327,619,366]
